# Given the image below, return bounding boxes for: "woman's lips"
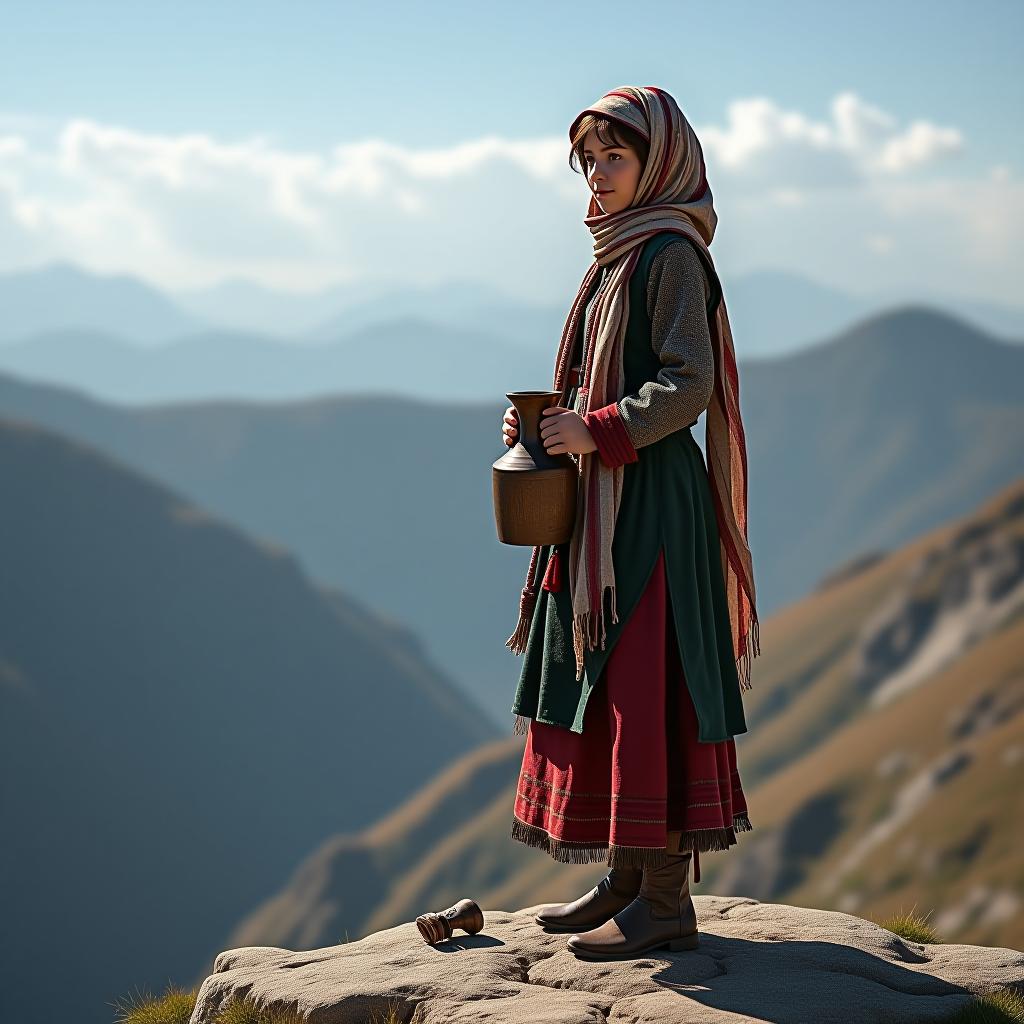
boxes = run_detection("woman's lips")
[595,190,613,195]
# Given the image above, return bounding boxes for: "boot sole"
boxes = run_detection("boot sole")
[568,930,700,959]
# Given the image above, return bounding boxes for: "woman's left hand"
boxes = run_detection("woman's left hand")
[540,405,597,455]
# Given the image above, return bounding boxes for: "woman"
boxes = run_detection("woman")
[500,85,760,960]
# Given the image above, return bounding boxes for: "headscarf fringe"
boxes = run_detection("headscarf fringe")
[505,546,542,656]
[736,614,760,692]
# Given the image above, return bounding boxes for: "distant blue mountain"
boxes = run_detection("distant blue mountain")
[173,274,377,336]
[0,261,203,345]
[0,261,1021,408]
[0,319,545,404]
[175,273,533,339]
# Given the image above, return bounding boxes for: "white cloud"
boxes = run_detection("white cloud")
[697,90,963,188]
[865,234,895,254]
[0,92,1017,307]
[874,120,963,173]
[0,117,592,294]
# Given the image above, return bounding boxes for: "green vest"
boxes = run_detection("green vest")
[509,230,748,743]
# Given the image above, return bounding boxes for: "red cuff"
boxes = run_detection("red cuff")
[582,402,639,469]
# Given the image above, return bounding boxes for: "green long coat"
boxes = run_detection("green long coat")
[509,230,749,743]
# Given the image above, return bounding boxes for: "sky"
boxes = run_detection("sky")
[0,0,1020,306]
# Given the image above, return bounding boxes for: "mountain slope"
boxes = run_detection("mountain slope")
[225,477,1024,961]
[742,305,1024,609]
[0,414,497,1024]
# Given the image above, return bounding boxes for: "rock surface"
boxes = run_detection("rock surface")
[189,896,1024,1024]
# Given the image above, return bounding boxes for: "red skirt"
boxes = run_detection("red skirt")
[510,549,753,883]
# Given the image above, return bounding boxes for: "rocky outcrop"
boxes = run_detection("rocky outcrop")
[189,896,1023,1024]
[851,494,1024,708]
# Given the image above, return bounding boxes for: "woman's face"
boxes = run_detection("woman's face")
[582,125,642,214]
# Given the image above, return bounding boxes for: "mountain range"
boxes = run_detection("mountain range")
[1,261,1022,406]
[1,305,1021,720]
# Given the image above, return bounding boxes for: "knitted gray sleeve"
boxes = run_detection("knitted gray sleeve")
[616,239,715,449]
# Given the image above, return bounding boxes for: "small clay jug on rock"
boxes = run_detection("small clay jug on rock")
[492,390,578,546]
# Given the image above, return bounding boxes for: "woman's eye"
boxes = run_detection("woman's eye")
[585,153,621,166]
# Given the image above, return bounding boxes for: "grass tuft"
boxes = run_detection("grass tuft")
[873,903,942,944]
[111,982,200,1024]
[937,988,1024,1023]
[112,983,405,1024]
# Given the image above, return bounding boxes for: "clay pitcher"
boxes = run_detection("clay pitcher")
[492,390,578,546]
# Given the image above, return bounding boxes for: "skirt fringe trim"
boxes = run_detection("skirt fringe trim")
[510,812,753,870]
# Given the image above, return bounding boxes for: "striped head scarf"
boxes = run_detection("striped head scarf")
[506,84,760,696]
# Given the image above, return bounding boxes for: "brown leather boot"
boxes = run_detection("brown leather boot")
[566,851,699,959]
[534,866,643,932]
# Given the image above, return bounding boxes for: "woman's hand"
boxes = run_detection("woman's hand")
[501,405,519,447]
[501,404,597,455]
[540,405,597,456]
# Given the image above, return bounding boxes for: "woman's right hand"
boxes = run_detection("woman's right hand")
[501,405,519,447]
